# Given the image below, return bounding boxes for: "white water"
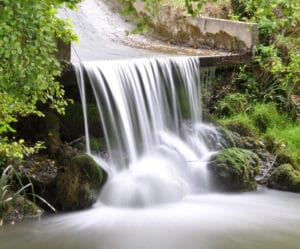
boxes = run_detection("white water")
[73,56,221,207]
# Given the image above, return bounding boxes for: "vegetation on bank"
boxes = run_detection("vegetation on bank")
[211,0,299,166]
[0,0,81,224]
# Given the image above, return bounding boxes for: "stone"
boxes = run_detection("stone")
[207,148,260,191]
[55,154,105,211]
[268,164,300,192]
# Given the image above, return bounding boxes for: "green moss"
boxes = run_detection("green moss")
[55,154,104,211]
[262,134,281,153]
[275,151,298,170]
[177,86,191,119]
[208,148,260,191]
[220,115,257,137]
[90,137,106,152]
[268,164,300,192]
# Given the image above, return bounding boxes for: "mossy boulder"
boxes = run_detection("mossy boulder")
[55,154,105,211]
[268,164,300,192]
[207,148,260,191]
[223,119,256,137]
[274,152,298,169]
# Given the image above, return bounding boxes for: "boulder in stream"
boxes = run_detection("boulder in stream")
[207,148,260,191]
[268,164,300,192]
[55,154,105,211]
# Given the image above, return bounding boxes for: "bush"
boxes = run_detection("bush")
[0,0,80,171]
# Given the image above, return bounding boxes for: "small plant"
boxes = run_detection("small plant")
[0,165,56,225]
[216,93,249,117]
[0,166,13,211]
[251,103,285,133]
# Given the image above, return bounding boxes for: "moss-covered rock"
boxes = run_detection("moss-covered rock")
[268,164,300,192]
[223,119,256,137]
[55,154,105,211]
[207,148,260,191]
[274,152,298,169]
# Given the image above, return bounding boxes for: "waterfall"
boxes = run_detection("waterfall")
[73,56,221,207]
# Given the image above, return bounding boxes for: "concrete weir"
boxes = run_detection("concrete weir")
[57,0,258,66]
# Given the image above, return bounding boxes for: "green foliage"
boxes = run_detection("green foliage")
[0,0,80,170]
[120,0,163,33]
[0,165,34,223]
[0,166,12,211]
[0,138,44,170]
[268,123,300,160]
[218,102,300,162]
[216,93,249,117]
[230,0,300,118]
[219,114,257,137]
[250,103,285,133]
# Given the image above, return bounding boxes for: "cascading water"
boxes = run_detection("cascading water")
[73,56,222,207]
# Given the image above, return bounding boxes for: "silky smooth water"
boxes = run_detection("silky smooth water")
[74,56,221,207]
[1,188,300,249]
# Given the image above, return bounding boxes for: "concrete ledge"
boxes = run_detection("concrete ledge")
[199,53,252,67]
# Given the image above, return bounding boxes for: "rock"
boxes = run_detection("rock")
[216,126,235,148]
[207,148,260,191]
[268,164,300,192]
[1,193,43,226]
[22,155,57,187]
[55,154,105,211]
[223,119,256,137]
[20,155,58,209]
[274,152,297,168]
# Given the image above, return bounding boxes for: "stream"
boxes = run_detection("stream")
[1,188,300,249]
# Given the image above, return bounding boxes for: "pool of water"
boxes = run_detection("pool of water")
[1,188,300,249]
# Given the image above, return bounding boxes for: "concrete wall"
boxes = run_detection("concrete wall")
[186,17,258,53]
[134,1,258,53]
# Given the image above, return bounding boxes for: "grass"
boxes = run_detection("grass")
[218,103,300,163]
[268,124,300,160]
